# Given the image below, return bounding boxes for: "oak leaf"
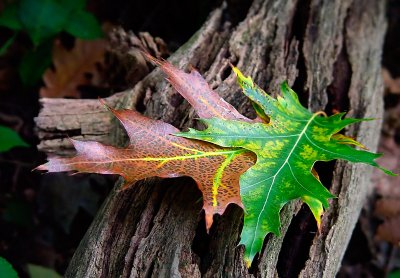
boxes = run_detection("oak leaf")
[178,66,395,264]
[373,134,400,246]
[143,54,251,122]
[375,198,400,218]
[37,56,394,267]
[37,106,255,231]
[37,56,260,229]
[40,38,106,98]
[376,215,400,246]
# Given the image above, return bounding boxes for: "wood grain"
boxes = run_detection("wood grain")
[35,0,387,276]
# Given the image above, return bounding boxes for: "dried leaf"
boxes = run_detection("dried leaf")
[383,68,400,94]
[375,198,400,218]
[144,54,251,122]
[373,136,400,197]
[37,106,255,230]
[376,215,400,246]
[40,38,107,98]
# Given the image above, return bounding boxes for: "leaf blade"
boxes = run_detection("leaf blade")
[0,257,18,278]
[37,106,255,230]
[178,67,394,263]
[65,10,103,39]
[40,38,107,98]
[145,55,252,122]
[0,125,29,152]
[0,3,22,30]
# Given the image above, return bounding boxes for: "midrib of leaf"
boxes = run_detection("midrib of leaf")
[198,96,222,117]
[64,149,247,165]
[212,152,237,206]
[186,133,301,139]
[249,112,322,255]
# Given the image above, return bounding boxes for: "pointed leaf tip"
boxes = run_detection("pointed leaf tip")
[280,80,289,89]
[150,58,252,121]
[231,66,254,89]
[303,195,324,231]
[378,165,397,177]
[141,51,164,67]
[245,258,252,268]
[98,98,111,111]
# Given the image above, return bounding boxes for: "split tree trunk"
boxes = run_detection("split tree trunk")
[35,0,387,277]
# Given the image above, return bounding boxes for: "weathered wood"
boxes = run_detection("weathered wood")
[35,0,387,277]
[36,93,121,155]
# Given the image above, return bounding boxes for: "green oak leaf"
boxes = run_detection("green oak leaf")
[177,67,395,265]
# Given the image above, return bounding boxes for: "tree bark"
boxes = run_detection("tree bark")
[35,0,387,277]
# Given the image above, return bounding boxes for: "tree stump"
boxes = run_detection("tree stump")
[35,0,387,277]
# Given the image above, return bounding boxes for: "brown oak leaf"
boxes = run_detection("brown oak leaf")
[376,216,400,246]
[37,56,258,230]
[40,39,107,98]
[37,106,255,230]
